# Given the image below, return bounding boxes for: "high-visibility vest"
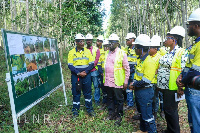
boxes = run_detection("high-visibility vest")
[68,47,94,68]
[92,46,99,70]
[103,48,125,86]
[169,48,186,90]
[125,47,137,66]
[134,55,156,87]
[185,41,200,69]
[151,52,162,84]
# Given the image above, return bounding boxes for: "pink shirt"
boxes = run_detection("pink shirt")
[88,46,100,72]
[104,47,130,88]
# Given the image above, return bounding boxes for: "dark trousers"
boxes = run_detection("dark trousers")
[99,75,107,104]
[135,87,157,133]
[71,73,93,115]
[105,86,124,117]
[162,89,180,133]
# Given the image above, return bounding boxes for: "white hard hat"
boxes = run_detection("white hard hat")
[168,26,185,37]
[187,8,200,22]
[108,33,119,41]
[133,34,151,46]
[126,33,136,39]
[85,33,93,39]
[97,35,104,41]
[103,39,109,45]
[75,33,85,40]
[150,35,161,47]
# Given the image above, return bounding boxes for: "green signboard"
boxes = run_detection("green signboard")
[1,29,65,117]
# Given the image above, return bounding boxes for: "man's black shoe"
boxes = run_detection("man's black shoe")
[114,117,122,126]
[88,111,96,117]
[132,114,140,120]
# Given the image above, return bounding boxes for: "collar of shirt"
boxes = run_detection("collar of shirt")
[195,37,200,43]
[167,45,179,54]
[128,45,135,50]
[109,47,118,54]
[140,52,149,61]
[76,47,84,52]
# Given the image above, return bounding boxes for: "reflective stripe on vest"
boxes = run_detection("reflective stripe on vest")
[103,48,125,86]
[169,48,186,90]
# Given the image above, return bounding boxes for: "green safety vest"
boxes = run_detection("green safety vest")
[103,48,125,86]
[169,48,186,90]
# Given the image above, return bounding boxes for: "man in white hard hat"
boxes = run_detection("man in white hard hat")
[149,35,164,119]
[68,33,95,118]
[124,33,137,111]
[85,33,101,106]
[129,34,157,133]
[103,33,130,126]
[177,8,200,132]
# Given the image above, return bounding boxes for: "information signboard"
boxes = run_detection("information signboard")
[1,29,67,133]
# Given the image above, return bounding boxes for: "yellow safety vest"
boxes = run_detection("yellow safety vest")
[159,47,167,56]
[169,48,186,90]
[185,41,200,68]
[125,47,138,66]
[68,47,94,67]
[103,48,125,86]
[134,55,156,86]
[150,52,162,84]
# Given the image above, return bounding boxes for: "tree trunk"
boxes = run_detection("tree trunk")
[59,0,63,61]
[26,0,29,33]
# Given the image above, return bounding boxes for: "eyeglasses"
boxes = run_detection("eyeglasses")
[126,39,131,42]
[135,47,143,50]
[186,23,194,27]
[165,37,175,41]
[97,40,103,42]
[109,40,118,45]
[76,40,84,43]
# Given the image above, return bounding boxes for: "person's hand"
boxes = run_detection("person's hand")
[176,74,185,87]
[128,82,135,90]
[123,83,128,90]
[79,71,87,77]
[177,87,184,98]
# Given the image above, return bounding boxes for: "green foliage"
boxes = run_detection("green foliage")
[15,77,29,97]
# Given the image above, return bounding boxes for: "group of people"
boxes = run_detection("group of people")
[67,8,200,133]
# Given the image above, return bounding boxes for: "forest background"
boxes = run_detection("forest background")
[0,0,200,132]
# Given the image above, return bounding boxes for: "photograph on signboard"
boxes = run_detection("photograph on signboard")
[36,53,46,69]
[50,39,56,51]
[11,54,26,75]
[22,35,36,54]
[27,70,39,90]
[43,38,50,52]
[25,54,37,72]
[13,73,29,97]
[45,52,53,66]
[52,51,58,64]
[38,68,48,85]
[35,37,44,52]
[7,33,24,55]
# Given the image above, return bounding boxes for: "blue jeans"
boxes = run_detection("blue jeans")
[135,87,157,133]
[91,70,100,104]
[152,85,163,113]
[185,87,200,133]
[71,73,93,115]
[126,73,135,107]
